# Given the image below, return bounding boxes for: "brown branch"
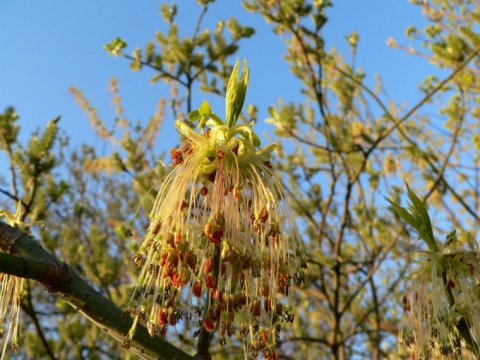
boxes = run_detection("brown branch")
[0,134,19,200]
[0,222,193,360]
[0,188,27,209]
[423,91,463,202]
[21,281,57,360]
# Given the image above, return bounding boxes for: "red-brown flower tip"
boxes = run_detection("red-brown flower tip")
[203,257,214,274]
[170,150,183,166]
[250,299,261,317]
[205,275,217,289]
[203,313,216,331]
[185,250,197,270]
[192,280,203,298]
[158,308,168,325]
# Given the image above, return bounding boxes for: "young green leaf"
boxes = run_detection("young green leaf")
[385,183,438,251]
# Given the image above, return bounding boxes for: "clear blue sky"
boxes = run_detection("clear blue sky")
[0,1,435,160]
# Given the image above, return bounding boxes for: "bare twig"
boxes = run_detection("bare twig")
[20,281,58,360]
[336,47,480,158]
[337,48,480,223]
[0,188,24,205]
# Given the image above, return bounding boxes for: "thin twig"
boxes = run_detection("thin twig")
[424,88,464,202]
[336,47,480,158]
[0,188,25,205]
[121,54,189,87]
[20,281,58,360]
[337,48,480,222]
[192,3,208,41]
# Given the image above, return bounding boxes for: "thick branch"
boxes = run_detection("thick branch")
[0,221,193,360]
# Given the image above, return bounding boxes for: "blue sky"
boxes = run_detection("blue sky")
[0,1,435,160]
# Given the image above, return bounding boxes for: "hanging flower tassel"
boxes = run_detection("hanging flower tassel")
[126,59,306,358]
[387,185,480,359]
[0,203,26,359]
[0,274,24,358]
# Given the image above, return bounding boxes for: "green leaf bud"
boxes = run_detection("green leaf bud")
[225,59,249,128]
[104,37,127,56]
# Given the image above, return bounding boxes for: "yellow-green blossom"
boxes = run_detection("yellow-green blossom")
[126,59,305,358]
[0,275,23,358]
[399,232,480,359]
[0,202,25,359]
[388,186,480,358]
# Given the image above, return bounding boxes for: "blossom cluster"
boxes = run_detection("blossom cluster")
[388,185,480,359]
[0,203,26,359]
[399,231,480,359]
[126,60,305,358]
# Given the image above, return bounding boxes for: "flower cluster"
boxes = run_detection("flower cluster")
[126,60,305,358]
[0,203,26,359]
[399,231,480,359]
[387,185,480,359]
[0,274,23,358]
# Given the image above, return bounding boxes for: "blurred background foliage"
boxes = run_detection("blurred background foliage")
[1,0,480,359]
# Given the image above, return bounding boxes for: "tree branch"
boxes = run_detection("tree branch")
[0,221,193,360]
[21,281,58,360]
[0,188,25,206]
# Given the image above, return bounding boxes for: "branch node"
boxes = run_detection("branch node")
[39,259,71,292]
